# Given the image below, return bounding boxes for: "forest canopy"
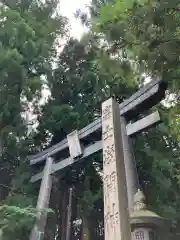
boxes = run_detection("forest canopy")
[0,0,180,239]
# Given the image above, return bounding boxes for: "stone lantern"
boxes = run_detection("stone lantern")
[131,189,170,240]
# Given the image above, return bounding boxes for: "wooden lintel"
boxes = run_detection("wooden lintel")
[126,111,161,136]
[67,130,82,159]
[30,111,161,183]
[30,141,102,183]
[29,80,166,166]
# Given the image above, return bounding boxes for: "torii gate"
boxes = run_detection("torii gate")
[29,79,167,240]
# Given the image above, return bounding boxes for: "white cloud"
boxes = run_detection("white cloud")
[59,0,91,39]
[25,0,91,132]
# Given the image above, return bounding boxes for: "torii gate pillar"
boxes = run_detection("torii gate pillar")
[30,157,53,240]
[102,98,131,240]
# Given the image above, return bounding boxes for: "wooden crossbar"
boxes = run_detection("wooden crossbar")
[31,111,160,183]
[29,79,166,166]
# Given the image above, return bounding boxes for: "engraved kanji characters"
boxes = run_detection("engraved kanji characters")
[103,144,115,165]
[102,124,113,141]
[102,105,112,121]
[104,171,116,203]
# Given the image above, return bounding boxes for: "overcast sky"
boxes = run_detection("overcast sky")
[59,0,91,39]
[26,0,92,126]
[39,0,91,104]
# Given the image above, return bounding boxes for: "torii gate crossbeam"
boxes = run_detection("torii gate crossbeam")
[29,79,167,240]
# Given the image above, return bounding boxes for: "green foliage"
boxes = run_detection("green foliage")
[93,0,180,91]
[0,0,67,239]
[36,38,138,146]
[1,0,180,238]
[76,160,103,218]
[134,119,180,219]
[169,104,180,142]
[0,202,53,239]
[35,36,138,238]
[90,0,180,221]
[0,204,36,236]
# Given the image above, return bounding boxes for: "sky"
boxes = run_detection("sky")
[40,0,91,104]
[59,0,91,39]
[25,0,91,127]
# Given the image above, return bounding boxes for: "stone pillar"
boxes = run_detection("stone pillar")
[131,190,170,240]
[121,117,139,212]
[66,188,73,240]
[60,187,68,240]
[102,98,131,240]
[30,157,53,240]
[0,135,3,156]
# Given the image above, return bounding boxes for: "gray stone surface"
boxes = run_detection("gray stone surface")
[30,157,53,240]
[102,98,131,240]
[121,116,139,212]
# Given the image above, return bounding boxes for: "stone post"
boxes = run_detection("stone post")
[121,117,139,212]
[102,98,131,240]
[30,157,53,240]
[66,187,73,240]
[131,189,170,240]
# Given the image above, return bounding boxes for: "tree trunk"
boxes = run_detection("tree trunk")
[60,184,68,240]
[81,217,90,240]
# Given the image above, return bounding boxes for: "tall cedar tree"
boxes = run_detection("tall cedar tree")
[0,0,67,239]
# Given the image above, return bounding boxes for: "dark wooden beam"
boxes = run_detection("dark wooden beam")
[31,111,161,183]
[120,79,166,119]
[29,79,167,166]
[31,141,102,183]
[126,111,160,136]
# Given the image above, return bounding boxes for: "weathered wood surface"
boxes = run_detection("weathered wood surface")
[30,157,53,240]
[121,111,160,212]
[31,111,161,183]
[31,141,102,183]
[102,98,131,240]
[29,79,166,166]
[67,130,82,159]
[121,116,139,213]
[65,188,73,240]
[127,111,160,136]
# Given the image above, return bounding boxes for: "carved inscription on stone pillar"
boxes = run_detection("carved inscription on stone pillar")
[102,98,131,240]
